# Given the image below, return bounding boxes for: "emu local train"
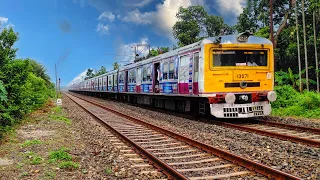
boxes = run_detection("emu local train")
[69,32,277,118]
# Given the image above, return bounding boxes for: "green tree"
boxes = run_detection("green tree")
[0,28,19,67]
[0,81,7,102]
[113,62,119,70]
[0,28,54,133]
[86,68,94,78]
[28,59,51,85]
[94,66,107,77]
[236,0,293,48]
[172,5,227,46]
[235,2,259,33]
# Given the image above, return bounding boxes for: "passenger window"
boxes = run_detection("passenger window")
[143,67,147,82]
[147,66,151,81]
[180,56,188,67]
[163,62,168,80]
[169,62,175,79]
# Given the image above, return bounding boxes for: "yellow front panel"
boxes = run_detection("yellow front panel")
[204,44,274,93]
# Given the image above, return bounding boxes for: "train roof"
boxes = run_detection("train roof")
[80,34,271,82]
[202,34,272,45]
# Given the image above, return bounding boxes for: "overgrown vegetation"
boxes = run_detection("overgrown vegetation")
[0,28,55,138]
[272,71,320,118]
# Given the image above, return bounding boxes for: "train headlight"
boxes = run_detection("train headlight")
[267,91,277,102]
[225,93,236,104]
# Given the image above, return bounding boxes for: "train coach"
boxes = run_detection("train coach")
[69,32,277,118]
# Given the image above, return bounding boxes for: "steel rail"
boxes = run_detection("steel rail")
[211,120,320,147]
[65,93,188,180]
[254,119,320,134]
[67,93,301,180]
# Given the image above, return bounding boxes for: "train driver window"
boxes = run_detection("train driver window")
[213,50,268,67]
[169,61,175,79]
[163,62,168,80]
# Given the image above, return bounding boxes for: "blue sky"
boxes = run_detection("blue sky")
[0,0,245,86]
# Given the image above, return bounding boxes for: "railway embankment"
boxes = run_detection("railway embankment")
[0,96,158,179]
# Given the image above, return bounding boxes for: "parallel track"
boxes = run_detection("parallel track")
[65,93,301,180]
[212,119,320,147]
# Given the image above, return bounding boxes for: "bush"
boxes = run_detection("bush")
[272,85,299,108]
[272,85,320,118]
[0,28,55,137]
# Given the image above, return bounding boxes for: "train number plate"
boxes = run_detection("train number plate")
[233,71,253,81]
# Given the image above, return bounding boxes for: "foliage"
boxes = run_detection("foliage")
[235,0,320,91]
[0,28,18,67]
[85,68,94,79]
[113,62,119,70]
[0,27,54,137]
[28,59,51,86]
[275,67,316,90]
[173,6,230,46]
[20,139,43,147]
[49,147,72,162]
[0,80,7,102]
[272,85,320,118]
[51,106,63,114]
[58,161,79,170]
[49,114,71,124]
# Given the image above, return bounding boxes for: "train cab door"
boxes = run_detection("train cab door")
[153,62,160,93]
[193,52,199,94]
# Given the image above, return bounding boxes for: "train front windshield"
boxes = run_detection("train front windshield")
[212,50,268,67]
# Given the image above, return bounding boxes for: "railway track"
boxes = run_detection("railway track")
[71,92,320,148]
[212,119,320,147]
[65,93,301,180]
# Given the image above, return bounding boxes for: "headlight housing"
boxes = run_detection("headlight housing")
[225,93,236,104]
[267,91,277,102]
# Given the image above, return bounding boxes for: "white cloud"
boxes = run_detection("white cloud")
[98,11,115,22]
[116,37,155,65]
[0,16,8,26]
[125,0,154,8]
[215,0,246,17]
[121,0,205,42]
[96,23,109,34]
[122,9,154,24]
[68,69,88,86]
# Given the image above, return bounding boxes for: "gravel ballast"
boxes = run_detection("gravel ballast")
[73,93,320,179]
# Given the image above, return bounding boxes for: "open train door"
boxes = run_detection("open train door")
[153,62,160,93]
